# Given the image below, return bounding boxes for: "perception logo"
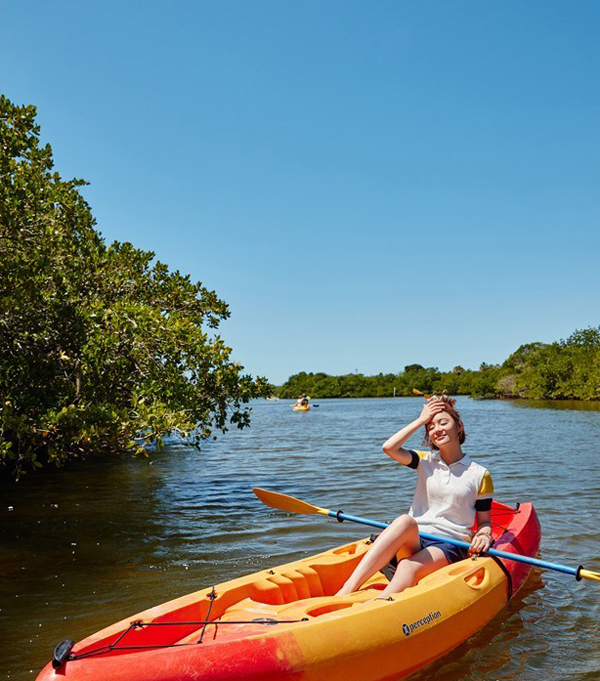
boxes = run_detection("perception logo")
[401,611,442,636]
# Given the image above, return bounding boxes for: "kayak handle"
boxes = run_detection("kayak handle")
[52,639,74,669]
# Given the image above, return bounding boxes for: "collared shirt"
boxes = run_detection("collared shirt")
[406,449,494,542]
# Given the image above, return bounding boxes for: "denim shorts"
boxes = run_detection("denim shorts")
[378,535,468,581]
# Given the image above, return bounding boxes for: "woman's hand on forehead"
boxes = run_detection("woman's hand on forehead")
[418,397,446,425]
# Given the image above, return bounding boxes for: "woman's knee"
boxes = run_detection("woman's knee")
[394,559,421,584]
[391,513,417,530]
[389,514,417,534]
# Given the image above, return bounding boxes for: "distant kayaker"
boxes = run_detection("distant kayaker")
[296,395,309,407]
[336,394,494,598]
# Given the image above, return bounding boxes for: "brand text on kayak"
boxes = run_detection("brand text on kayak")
[402,610,442,636]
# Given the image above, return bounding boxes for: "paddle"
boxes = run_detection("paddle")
[253,488,600,584]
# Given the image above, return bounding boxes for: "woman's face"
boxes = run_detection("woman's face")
[427,409,461,448]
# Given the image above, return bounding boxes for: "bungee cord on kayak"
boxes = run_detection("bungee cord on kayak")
[197,586,217,644]
[55,616,310,667]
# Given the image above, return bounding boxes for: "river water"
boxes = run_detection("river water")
[2,397,599,680]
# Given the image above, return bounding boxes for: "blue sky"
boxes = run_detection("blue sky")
[2,2,599,383]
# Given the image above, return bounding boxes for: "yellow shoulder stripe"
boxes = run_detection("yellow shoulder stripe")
[414,450,429,460]
[478,470,494,496]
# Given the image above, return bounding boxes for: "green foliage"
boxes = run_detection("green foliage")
[0,96,272,478]
[279,367,439,399]
[502,329,600,400]
[278,326,600,402]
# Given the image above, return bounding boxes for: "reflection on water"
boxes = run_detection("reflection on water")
[2,397,599,680]
[410,572,547,681]
[507,399,600,411]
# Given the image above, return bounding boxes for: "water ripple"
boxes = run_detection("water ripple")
[2,397,599,680]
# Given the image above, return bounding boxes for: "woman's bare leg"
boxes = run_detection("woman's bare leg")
[378,546,449,598]
[336,515,421,595]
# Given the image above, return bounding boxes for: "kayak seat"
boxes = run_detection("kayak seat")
[306,554,364,594]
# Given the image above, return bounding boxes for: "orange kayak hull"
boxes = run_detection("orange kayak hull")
[36,501,540,681]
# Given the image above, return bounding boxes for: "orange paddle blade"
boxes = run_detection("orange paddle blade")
[253,488,329,516]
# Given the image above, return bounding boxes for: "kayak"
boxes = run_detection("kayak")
[293,405,310,412]
[36,500,540,681]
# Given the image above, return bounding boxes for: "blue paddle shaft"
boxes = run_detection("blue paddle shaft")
[328,510,578,578]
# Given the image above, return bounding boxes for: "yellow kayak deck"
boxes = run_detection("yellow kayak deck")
[176,537,510,679]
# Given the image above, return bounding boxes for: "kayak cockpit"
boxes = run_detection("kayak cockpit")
[65,522,512,658]
[66,541,377,659]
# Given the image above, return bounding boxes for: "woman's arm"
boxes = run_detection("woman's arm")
[469,509,493,554]
[382,399,445,464]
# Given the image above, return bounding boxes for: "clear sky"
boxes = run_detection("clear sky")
[2,2,599,384]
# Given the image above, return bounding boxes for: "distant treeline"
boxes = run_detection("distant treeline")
[277,326,600,400]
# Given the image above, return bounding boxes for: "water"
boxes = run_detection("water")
[1,397,599,680]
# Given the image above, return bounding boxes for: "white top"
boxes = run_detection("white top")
[407,449,494,542]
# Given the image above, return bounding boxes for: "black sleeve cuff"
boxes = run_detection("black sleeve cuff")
[475,498,493,512]
[406,449,419,470]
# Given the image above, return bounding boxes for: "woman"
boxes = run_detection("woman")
[336,395,494,598]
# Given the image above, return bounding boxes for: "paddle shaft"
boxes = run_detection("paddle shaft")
[327,510,584,579]
[253,488,599,583]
